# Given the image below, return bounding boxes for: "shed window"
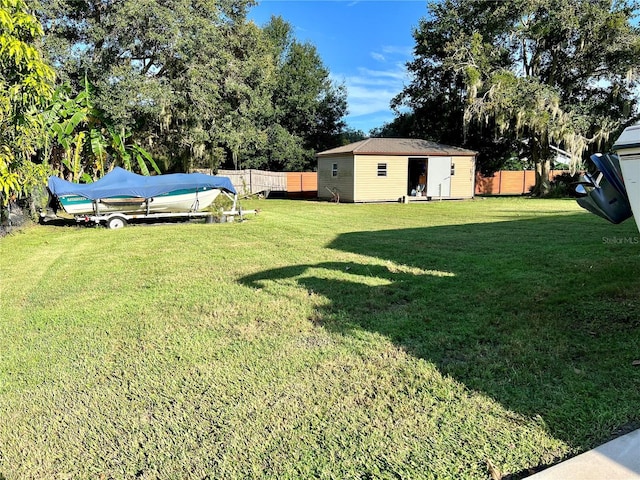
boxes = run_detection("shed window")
[451,163,456,176]
[377,163,387,177]
[332,163,338,177]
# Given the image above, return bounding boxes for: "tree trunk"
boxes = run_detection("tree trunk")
[533,158,552,196]
[232,150,238,170]
[531,135,552,197]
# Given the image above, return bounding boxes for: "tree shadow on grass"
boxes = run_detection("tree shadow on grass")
[240,214,640,472]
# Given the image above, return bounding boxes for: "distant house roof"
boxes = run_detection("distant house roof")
[317,138,477,157]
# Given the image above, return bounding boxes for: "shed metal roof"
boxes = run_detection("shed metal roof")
[317,138,477,157]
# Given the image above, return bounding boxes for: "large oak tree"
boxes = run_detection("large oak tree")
[36,2,347,172]
[396,0,640,195]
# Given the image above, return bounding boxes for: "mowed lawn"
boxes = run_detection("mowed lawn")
[1,197,639,479]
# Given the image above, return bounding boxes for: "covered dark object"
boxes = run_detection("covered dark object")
[575,153,632,224]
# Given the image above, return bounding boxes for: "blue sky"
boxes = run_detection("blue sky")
[249,1,428,134]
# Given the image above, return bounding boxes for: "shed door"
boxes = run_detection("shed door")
[426,157,451,197]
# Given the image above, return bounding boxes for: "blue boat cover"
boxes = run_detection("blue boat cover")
[48,167,236,199]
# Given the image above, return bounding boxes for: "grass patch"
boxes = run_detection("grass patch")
[1,197,639,479]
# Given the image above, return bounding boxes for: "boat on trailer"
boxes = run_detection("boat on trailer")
[576,124,640,233]
[47,167,244,228]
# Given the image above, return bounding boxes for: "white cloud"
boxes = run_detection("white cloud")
[332,45,414,131]
[337,62,410,118]
[346,86,398,117]
[356,65,408,81]
[381,45,414,57]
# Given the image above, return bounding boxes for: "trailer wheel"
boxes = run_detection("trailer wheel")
[107,216,127,229]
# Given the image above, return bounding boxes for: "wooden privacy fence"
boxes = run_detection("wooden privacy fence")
[475,170,570,195]
[217,169,287,196]
[213,169,318,197]
[286,172,318,198]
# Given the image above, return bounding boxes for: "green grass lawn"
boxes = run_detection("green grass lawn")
[1,197,639,479]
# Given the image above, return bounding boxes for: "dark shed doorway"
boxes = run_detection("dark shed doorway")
[408,157,428,197]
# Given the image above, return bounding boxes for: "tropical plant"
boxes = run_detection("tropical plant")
[0,0,55,205]
[109,127,160,176]
[43,80,160,182]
